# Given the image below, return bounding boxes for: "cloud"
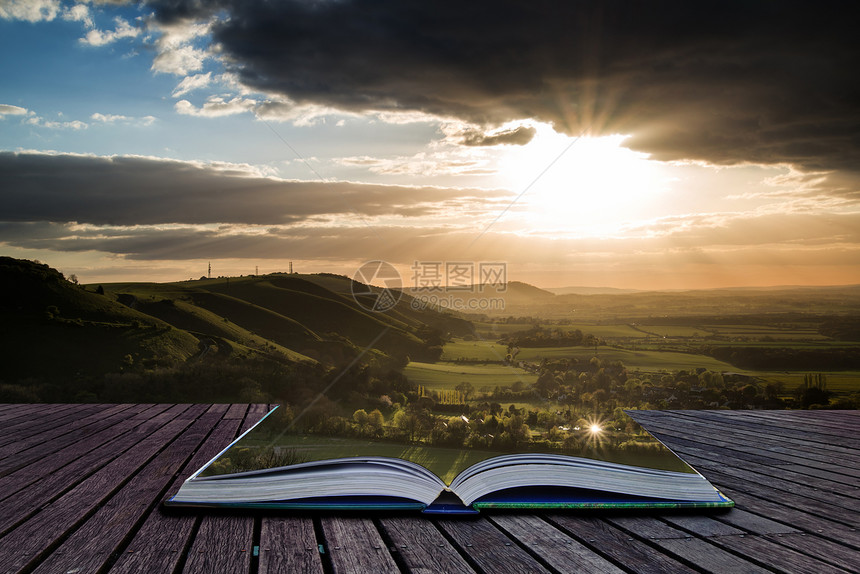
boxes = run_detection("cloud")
[175,96,256,117]
[90,112,157,126]
[90,112,129,123]
[171,71,212,97]
[80,16,139,46]
[1,152,857,287]
[149,18,211,75]
[25,116,88,130]
[147,0,860,181]
[457,125,537,147]
[0,104,29,118]
[0,0,60,22]
[62,3,93,28]
[0,151,504,226]
[338,152,495,177]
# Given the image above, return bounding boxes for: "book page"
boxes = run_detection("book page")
[196,406,695,486]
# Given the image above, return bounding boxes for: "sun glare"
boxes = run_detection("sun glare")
[497,126,671,236]
[589,424,602,434]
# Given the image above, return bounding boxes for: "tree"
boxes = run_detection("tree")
[455,381,474,401]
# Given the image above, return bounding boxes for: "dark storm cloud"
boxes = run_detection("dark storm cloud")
[459,125,537,147]
[0,152,500,225]
[151,0,860,178]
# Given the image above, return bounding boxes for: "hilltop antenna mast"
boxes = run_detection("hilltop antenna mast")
[256,265,259,276]
[290,261,293,274]
[208,262,211,279]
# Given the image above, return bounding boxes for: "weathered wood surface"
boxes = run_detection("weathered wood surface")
[0,406,857,573]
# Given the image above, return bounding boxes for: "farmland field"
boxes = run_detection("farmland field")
[404,361,537,391]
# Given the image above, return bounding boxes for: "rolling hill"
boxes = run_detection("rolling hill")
[0,257,200,382]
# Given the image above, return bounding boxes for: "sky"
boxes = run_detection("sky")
[1,0,858,290]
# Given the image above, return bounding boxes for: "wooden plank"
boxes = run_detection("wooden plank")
[683,508,799,536]
[547,515,699,573]
[0,404,72,424]
[706,410,860,439]
[0,403,107,451]
[436,517,550,573]
[0,404,83,435]
[180,405,264,574]
[691,463,860,528]
[113,405,266,574]
[224,403,248,420]
[109,406,243,574]
[0,403,153,503]
[764,532,860,572]
[320,516,399,574]
[0,404,166,535]
[636,412,860,470]
[378,517,476,574]
[714,484,860,548]
[678,452,860,520]
[258,518,324,574]
[634,413,860,475]
[182,515,254,574]
[29,406,224,574]
[490,514,625,573]
[0,404,161,476]
[658,514,749,537]
[239,403,271,434]
[607,516,771,574]
[632,425,860,502]
[0,404,200,574]
[0,403,104,436]
[710,533,853,574]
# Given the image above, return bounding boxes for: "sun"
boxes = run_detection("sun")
[496,125,672,236]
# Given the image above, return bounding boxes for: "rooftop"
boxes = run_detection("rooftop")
[0,404,857,573]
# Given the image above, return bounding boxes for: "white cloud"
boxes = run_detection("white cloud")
[255,99,354,127]
[151,43,207,75]
[338,151,495,178]
[172,72,212,97]
[0,103,29,117]
[90,112,157,126]
[149,19,211,76]
[90,112,129,123]
[175,96,257,118]
[25,115,88,130]
[62,3,92,28]
[80,16,139,46]
[0,0,60,22]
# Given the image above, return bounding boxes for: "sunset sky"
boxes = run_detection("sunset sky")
[1,1,858,290]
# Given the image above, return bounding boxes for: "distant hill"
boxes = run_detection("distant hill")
[404,280,556,311]
[546,286,642,295]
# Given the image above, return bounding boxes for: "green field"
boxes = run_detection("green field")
[404,361,537,390]
[441,339,510,361]
[755,372,860,394]
[514,347,744,373]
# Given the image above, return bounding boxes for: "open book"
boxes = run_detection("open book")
[167,407,732,514]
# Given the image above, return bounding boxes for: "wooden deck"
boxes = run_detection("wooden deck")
[0,405,857,573]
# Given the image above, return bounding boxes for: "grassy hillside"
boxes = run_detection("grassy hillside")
[0,257,200,382]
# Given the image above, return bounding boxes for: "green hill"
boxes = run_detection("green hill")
[0,257,200,382]
[0,258,480,402]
